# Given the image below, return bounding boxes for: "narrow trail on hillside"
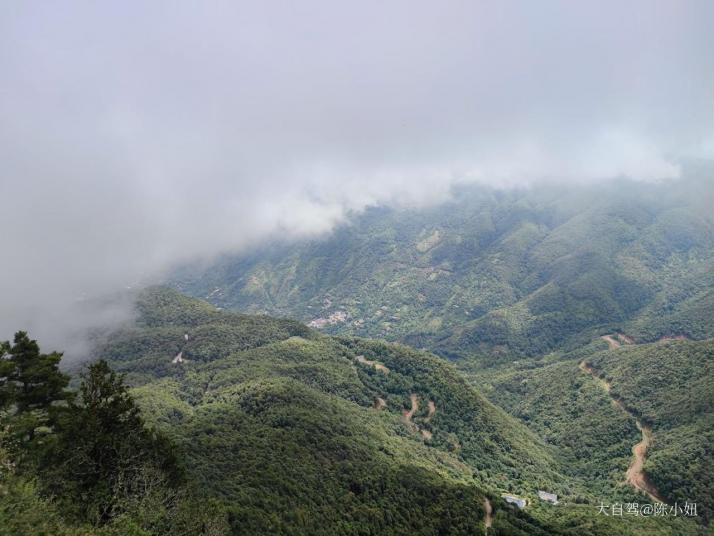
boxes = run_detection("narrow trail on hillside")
[601,333,635,350]
[172,333,190,364]
[601,334,621,350]
[400,394,435,440]
[579,361,666,503]
[425,400,436,422]
[402,393,419,424]
[483,498,492,533]
[355,355,390,374]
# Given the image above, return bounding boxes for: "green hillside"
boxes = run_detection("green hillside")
[4,287,707,534]
[585,339,714,521]
[463,337,714,530]
[107,288,565,470]
[164,177,714,532]
[95,288,567,534]
[172,177,714,360]
[469,357,642,502]
[89,288,703,534]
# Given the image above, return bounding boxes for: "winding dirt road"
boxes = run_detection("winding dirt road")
[402,394,435,440]
[601,335,621,350]
[625,421,664,503]
[355,355,390,374]
[601,333,635,350]
[425,400,436,422]
[402,393,419,424]
[579,361,666,503]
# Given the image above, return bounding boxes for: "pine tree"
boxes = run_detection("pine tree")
[0,340,12,408]
[0,332,70,442]
[41,359,182,524]
[6,332,70,412]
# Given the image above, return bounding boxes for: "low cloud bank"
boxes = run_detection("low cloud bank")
[1,1,712,356]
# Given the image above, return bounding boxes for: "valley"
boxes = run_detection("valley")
[174,178,714,360]
[104,288,710,534]
[92,288,577,534]
[579,359,664,503]
[3,181,712,534]
[167,179,714,534]
[2,2,712,533]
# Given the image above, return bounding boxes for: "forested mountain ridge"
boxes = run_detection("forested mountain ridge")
[3,1,712,534]
[468,336,714,530]
[91,288,704,534]
[3,288,707,534]
[173,175,714,360]
[167,174,714,533]
[95,287,567,533]
[584,339,714,520]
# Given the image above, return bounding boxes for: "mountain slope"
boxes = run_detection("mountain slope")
[94,287,571,534]
[468,357,642,502]
[584,339,714,521]
[467,336,714,528]
[172,176,714,360]
[92,288,708,535]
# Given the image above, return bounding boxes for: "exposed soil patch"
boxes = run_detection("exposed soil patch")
[425,400,436,422]
[402,393,419,424]
[483,498,493,532]
[659,334,689,343]
[309,310,349,329]
[626,422,664,503]
[601,333,635,350]
[579,361,612,392]
[416,229,442,252]
[402,394,436,440]
[355,355,390,374]
[616,333,635,345]
[373,397,386,410]
[579,361,666,503]
[373,363,390,374]
[601,335,621,350]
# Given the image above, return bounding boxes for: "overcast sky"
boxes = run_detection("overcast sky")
[1,1,713,354]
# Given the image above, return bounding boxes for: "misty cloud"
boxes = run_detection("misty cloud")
[1,1,712,355]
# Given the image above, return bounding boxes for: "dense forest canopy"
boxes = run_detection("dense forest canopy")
[173,177,714,360]
[5,285,709,535]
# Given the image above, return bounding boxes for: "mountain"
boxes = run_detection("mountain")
[87,287,704,535]
[172,174,714,360]
[584,339,714,520]
[94,287,557,534]
[472,337,714,523]
[166,173,714,533]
